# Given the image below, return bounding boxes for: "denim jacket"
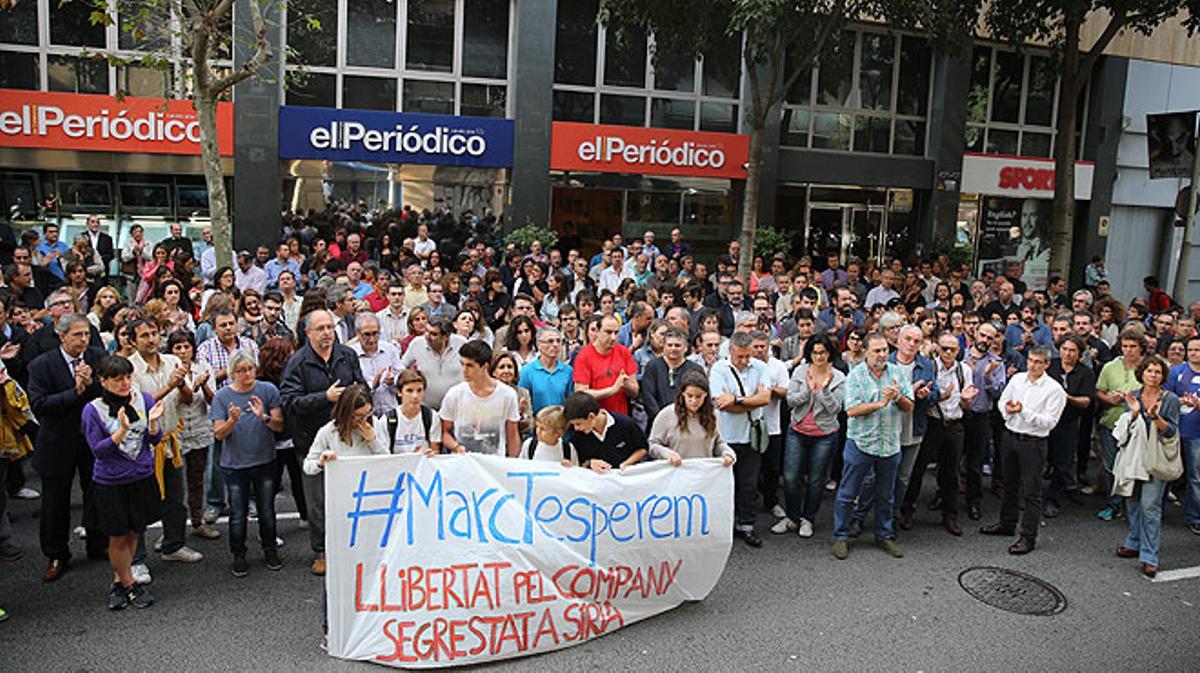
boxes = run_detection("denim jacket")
[889,351,939,437]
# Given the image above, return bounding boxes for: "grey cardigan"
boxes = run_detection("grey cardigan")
[786,363,846,436]
[648,404,736,462]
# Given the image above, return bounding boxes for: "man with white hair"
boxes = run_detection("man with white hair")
[352,313,402,416]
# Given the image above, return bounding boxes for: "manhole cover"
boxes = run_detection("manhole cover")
[958,566,1066,616]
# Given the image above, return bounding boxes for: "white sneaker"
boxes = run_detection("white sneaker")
[162,546,203,563]
[824,480,838,492]
[276,537,285,548]
[13,487,39,499]
[298,519,309,530]
[73,526,87,540]
[131,563,152,585]
[770,517,798,534]
[797,518,814,538]
[770,504,786,519]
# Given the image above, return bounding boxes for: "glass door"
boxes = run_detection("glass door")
[848,206,886,266]
[806,204,845,258]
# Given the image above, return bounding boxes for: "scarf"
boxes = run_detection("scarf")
[100,389,140,425]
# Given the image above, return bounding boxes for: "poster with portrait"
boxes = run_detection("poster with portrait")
[975,196,1051,290]
[1147,111,1197,180]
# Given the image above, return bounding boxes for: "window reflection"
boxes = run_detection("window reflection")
[463,0,509,78]
[347,0,397,68]
[407,0,456,72]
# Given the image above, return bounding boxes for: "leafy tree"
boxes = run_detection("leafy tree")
[982,0,1200,283]
[601,0,977,278]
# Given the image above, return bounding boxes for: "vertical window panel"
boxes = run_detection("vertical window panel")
[286,71,337,107]
[604,28,647,88]
[0,52,39,90]
[1025,55,1055,127]
[702,35,740,97]
[817,32,855,108]
[858,33,894,111]
[50,0,105,47]
[461,83,506,117]
[48,55,109,94]
[463,0,509,78]
[347,0,397,68]
[406,0,456,72]
[599,94,645,126]
[288,0,337,66]
[897,36,930,116]
[780,108,810,147]
[991,50,1022,124]
[700,102,737,133]
[654,52,695,92]
[0,0,38,45]
[554,0,598,86]
[650,98,694,130]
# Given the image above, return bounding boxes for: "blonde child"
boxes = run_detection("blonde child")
[525,406,574,467]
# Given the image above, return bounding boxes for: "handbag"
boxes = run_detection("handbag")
[1143,416,1183,481]
[730,365,769,453]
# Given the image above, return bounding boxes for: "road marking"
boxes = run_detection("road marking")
[1151,566,1200,583]
[146,511,303,529]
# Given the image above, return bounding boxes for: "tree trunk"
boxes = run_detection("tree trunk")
[1049,18,1081,287]
[737,118,765,279]
[194,94,233,269]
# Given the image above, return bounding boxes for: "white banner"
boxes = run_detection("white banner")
[324,454,734,668]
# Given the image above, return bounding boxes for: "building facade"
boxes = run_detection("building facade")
[0,0,1197,299]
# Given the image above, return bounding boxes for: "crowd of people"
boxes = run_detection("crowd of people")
[0,203,1196,624]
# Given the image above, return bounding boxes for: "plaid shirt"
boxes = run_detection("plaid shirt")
[197,336,259,389]
[845,360,913,458]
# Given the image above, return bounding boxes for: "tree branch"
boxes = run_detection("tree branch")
[1073,8,1126,91]
[209,0,272,95]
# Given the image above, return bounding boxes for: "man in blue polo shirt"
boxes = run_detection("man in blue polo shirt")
[1168,335,1200,536]
[519,327,573,414]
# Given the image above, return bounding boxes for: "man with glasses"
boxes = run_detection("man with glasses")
[421,282,455,320]
[397,317,466,410]
[24,291,102,367]
[352,313,401,417]
[518,327,574,415]
[981,345,1066,554]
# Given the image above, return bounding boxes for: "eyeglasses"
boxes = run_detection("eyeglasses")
[360,330,380,338]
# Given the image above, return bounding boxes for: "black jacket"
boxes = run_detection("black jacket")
[22,322,104,370]
[0,322,30,385]
[279,343,365,452]
[93,231,115,270]
[639,356,704,432]
[27,345,106,479]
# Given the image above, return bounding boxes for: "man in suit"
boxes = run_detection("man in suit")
[27,313,107,581]
[84,215,114,277]
[160,222,193,262]
[22,290,103,369]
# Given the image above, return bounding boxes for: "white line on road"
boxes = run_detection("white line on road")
[1151,566,1200,583]
[145,511,303,530]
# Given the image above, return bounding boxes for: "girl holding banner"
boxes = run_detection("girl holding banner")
[648,371,737,467]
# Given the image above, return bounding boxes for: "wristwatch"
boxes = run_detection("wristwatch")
[734,396,744,406]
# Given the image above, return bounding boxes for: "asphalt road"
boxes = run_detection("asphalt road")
[2,473,1198,673]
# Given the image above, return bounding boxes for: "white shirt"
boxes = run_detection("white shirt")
[373,406,440,454]
[998,372,1067,438]
[235,264,267,294]
[439,381,519,456]
[376,305,409,344]
[931,358,973,421]
[598,264,634,293]
[353,341,402,416]
[762,357,790,435]
[397,334,467,409]
[413,237,436,258]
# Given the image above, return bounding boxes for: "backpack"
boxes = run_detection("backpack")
[385,405,434,453]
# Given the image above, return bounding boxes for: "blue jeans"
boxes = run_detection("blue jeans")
[1096,426,1123,509]
[1183,437,1200,525]
[1123,477,1167,566]
[222,462,278,557]
[206,440,227,510]
[853,442,919,524]
[833,439,901,541]
[782,429,838,523]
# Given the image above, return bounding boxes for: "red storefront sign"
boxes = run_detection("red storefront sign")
[0,89,233,156]
[551,122,749,179]
[961,152,1093,200]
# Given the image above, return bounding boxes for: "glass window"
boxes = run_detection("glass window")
[858,33,894,112]
[897,36,930,116]
[288,0,337,66]
[0,0,37,45]
[403,79,454,115]
[178,184,209,210]
[893,120,926,156]
[407,0,455,73]
[0,52,39,90]
[286,71,337,107]
[654,52,695,92]
[604,28,647,88]
[48,55,109,94]
[346,0,397,68]
[343,75,397,111]
[651,98,694,130]
[853,116,890,153]
[553,90,595,122]
[120,184,172,210]
[684,191,733,229]
[784,49,812,105]
[991,50,1022,124]
[51,0,105,47]
[460,83,506,118]
[966,46,990,126]
[986,128,1018,155]
[817,32,854,108]
[780,108,810,147]
[58,180,113,208]
[118,1,170,51]
[626,191,680,224]
[463,0,509,79]
[700,102,737,133]
[118,65,170,98]
[554,0,598,86]
[811,113,851,150]
[1025,55,1055,127]
[702,35,740,97]
[1020,132,1052,157]
[182,64,233,101]
[599,94,645,126]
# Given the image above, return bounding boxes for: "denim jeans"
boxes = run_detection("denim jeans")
[1096,425,1123,509]
[853,442,919,524]
[1183,437,1200,525]
[222,462,279,557]
[1123,477,1167,566]
[206,440,227,510]
[782,429,838,523]
[833,439,901,541]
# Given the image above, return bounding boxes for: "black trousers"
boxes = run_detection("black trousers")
[903,417,964,519]
[39,445,105,561]
[275,448,308,521]
[758,433,783,510]
[989,409,1006,487]
[1076,403,1095,482]
[963,411,990,506]
[999,431,1048,540]
[159,460,188,555]
[731,443,762,530]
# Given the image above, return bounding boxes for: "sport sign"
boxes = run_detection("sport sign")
[324,453,733,667]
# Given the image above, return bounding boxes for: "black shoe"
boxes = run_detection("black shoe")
[231,555,249,578]
[734,529,763,548]
[264,548,283,571]
[108,583,130,611]
[1044,503,1059,519]
[926,496,944,512]
[967,503,982,520]
[979,522,1016,536]
[847,518,864,538]
[1008,536,1036,555]
[127,583,154,609]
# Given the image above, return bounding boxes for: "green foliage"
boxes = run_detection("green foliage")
[752,226,789,260]
[928,236,973,270]
[504,224,558,254]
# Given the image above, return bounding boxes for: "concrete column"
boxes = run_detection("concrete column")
[1072,56,1128,290]
[920,49,972,250]
[508,0,557,232]
[232,0,282,251]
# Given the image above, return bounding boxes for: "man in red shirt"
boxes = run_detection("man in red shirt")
[573,315,639,415]
[1144,275,1172,315]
